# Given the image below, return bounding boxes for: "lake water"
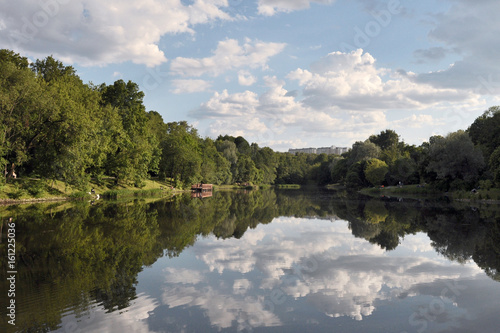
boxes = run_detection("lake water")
[1,189,500,333]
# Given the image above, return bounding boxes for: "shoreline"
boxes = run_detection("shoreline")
[0,197,69,205]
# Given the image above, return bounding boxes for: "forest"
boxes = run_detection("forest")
[1,49,500,192]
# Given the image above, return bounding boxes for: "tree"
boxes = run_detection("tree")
[364,158,389,186]
[200,138,232,185]
[0,53,41,177]
[216,140,238,166]
[251,145,277,184]
[234,155,260,184]
[426,130,485,190]
[346,161,368,189]
[387,156,417,185]
[347,141,380,167]
[30,55,77,82]
[100,80,159,185]
[369,129,399,151]
[467,106,500,162]
[159,121,202,187]
[234,136,251,155]
[331,157,348,184]
[0,49,29,69]
[1,53,105,187]
[490,146,500,187]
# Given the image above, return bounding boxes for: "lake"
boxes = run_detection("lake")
[1,188,500,333]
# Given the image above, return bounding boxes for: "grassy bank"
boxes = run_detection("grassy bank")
[360,184,500,203]
[451,188,500,202]
[0,177,174,204]
[360,184,442,197]
[275,184,301,189]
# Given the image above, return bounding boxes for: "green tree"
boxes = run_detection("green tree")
[100,80,159,185]
[216,140,238,166]
[468,106,500,162]
[234,136,251,155]
[426,130,485,190]
[200,138,232,185]
[0,52,42,177]
[159,121,202,187]
[347,141,381,167]
[490,146,500,187]
[346,161,368,189]
[369,129,399,151]
[364,158,389,186]
[331,157,348,184]
[251,144,277,184]
[234,155,261,183]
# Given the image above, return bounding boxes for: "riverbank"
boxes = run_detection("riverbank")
[0,177,175,205]
[359,184,500,203]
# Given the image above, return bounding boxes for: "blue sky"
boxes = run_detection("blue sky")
[1,0,499,151]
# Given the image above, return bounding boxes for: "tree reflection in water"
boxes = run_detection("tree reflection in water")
[0,188,499,331]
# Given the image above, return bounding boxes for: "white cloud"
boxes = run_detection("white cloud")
[171,79,212,94]
[287,49,479,111]
[257,0,335,16]
[189,48,483,147]
[170,38,286,77]
[0,0,233,67]
[393,114,441,129]
[238,70,257,86]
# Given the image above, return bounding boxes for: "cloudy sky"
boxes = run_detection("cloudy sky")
[1,0,499,150]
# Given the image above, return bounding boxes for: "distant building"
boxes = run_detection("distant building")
[288,145,348,155]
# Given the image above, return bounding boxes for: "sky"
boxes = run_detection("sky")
[1,0,499,151]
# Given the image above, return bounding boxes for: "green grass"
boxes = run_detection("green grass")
[275,184,301,189]
[0,177,174,203]
[452,188,500,201]
[360,184,441,197]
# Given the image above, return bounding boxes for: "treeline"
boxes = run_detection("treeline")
[0,49,337,189]
[331,111,500,191]
[1,49,500,191]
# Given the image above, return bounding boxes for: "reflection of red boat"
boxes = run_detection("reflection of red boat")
[191,191,213,198]
[191,184,213,198]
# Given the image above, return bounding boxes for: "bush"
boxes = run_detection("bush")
[26,181,46,197]
[9,188,27,199]
[479,179,493,190]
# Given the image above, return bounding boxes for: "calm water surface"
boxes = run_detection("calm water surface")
[1,189,500,332]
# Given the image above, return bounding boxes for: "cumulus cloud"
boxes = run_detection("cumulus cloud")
[287,49,479,111]
[0,0,233,67]
[412,0,500,93]
[257,0,335,16]
[170,38,286,77]
[238,70,257,86]
[190,49,482,146]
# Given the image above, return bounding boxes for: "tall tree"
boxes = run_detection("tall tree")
[426,130,485,190]
[100,80,158,185]
[369,129,399,151]
[467,106,500,162]
[347,141,381,167]
[159,121,202,187]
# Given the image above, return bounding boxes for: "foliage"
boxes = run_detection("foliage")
[426,130,485,190]
[364,158,389,186]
